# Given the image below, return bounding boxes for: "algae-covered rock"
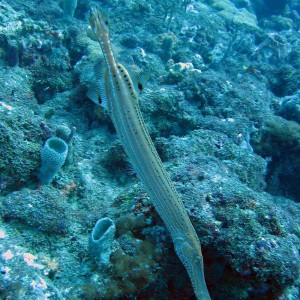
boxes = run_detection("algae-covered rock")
[252,116,300,201]
[0,108,43,193]
[153,128,300,298]
[0,1,23,38]
[0,186,70,233]
[279,92,300,123]
[207,0,259,29]
[140,85,200,137]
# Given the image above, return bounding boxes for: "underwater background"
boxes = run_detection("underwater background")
[0,0,299,299]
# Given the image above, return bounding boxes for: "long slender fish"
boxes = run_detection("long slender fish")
[88,4,211,300]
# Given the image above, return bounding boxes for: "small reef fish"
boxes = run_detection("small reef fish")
[88,4,211,299]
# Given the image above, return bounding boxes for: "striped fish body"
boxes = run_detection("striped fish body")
[88,4,211,300]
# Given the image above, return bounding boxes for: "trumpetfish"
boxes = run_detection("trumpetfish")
[88,3,211,299]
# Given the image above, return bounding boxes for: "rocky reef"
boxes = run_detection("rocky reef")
[0,0,299,299]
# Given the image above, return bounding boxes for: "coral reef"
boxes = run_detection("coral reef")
[0,0,299,299]
[0,107,42,192]
[252,116,300,201]
[0,186,70,233]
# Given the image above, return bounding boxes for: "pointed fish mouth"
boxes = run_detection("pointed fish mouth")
[88,3,98,32]
[88,3,110,37]
[88,2,99,18]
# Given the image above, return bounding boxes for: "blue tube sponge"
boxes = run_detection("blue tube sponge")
[39,137,68,185]
[89,217,116,264]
